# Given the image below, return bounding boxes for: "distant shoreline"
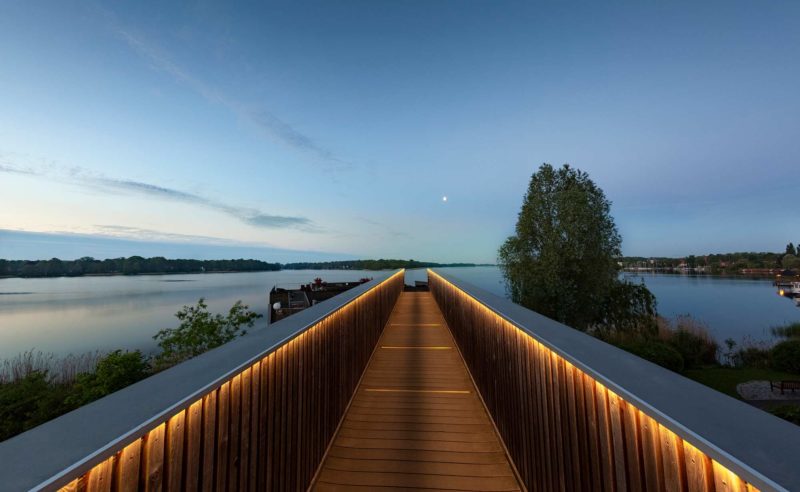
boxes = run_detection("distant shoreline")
[0,257,493,280]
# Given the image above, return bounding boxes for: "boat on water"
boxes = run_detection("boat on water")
[778,281,800,298]
[268,277,372,323]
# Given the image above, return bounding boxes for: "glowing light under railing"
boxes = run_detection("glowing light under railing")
[427,269,758,492]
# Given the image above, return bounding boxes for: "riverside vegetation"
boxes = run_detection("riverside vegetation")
[500,163,800,426]
[0,299,260,442]
[622,242,800,274]
[0,257,484,278]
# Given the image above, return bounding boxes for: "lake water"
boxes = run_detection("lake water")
[411,267,800,343]
[1,267,798,359]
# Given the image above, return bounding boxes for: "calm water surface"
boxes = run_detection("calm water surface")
[0,270,378,359]
[1,267,797,359]
[414,267,800,343]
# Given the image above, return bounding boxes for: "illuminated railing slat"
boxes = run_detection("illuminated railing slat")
[429,269,800,492]
[0,270,404,491]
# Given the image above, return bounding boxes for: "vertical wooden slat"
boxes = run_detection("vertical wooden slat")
[248,362,261,492]
[227,374,241,491]
[273,345,285,492]
[571,365,591,492]
[116,439,142,492]
[142,423,165,492]
[165,410,185,492]
[712,460,747,492]
[595,384,617,491]
[86,456,113,492]
[564,362,582,491]
[660,425,687,492]
[215,381,230,492]
[61,479,80,492]
[184,400,202,492]
[684,441,714,492]
[622,399,644,491]
[524,337,541,492]
[608,391,629,491]
[549,351,566,491]
[240,367,251,491]
[582,373,603,492]
[286,338,297,492]
[258,355,271,491]
[640,412,665,492]
[201,391,217,492]
[536,342,553,490]
[298,332,308,488]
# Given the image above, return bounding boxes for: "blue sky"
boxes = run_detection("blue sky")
[1,1,798,263]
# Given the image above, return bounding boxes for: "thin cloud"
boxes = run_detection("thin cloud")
[110,22,343,166]
[0,161,316,231]
[91,225,270,245]
[0,164,37,176]
[97,178,204,203]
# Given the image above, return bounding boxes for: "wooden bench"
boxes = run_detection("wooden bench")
[770,380,800,394]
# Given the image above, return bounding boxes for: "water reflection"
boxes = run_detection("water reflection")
[0,270,377,359]
[2,267,799,359]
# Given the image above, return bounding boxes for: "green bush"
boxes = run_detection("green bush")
[66,351,149,406]
[772,322,800,339]
[668,329,718,369]
[0,372,74,441]
[621,340,685,372]
[735,346,772,369]
[771,340,800,374]
[153,298,261,368]
[770,405,800,425]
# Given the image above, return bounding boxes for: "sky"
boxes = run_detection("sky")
[1,1,799,264]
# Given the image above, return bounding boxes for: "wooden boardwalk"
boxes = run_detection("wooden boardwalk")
[312,291,522,491]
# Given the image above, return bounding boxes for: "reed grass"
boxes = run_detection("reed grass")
[0,350,103,385]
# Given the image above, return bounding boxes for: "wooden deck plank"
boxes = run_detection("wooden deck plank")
[312,292,522,491]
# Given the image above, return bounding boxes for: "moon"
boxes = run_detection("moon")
[442,196,448,203]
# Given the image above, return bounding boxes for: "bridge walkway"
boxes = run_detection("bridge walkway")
[312,291,522,491]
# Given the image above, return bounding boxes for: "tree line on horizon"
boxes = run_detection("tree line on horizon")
[622,243,800,273]
[0,257,485,278]
[282,259,486,270]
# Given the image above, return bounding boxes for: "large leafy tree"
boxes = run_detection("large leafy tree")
[499,163,655,333]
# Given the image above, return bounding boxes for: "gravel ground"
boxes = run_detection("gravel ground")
[737,380,800,400]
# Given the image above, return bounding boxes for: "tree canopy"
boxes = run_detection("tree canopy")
[498,163,655,334]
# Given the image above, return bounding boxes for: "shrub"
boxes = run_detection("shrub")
[620,340,684,373]
[735,346,772,369]
[153,298,261,369]
[771,340,800,374]
[0,372,74,441]
[770,405,800,426]
[66,351,149,406]
[772,322,800,339]
[658,315,718,368]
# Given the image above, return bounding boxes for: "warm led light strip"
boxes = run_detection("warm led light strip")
[380,346,452,350]
[390,323,442,326]
[364,388,471,394]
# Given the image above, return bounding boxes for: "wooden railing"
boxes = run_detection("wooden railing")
[429,269,800,492]
[0,270,404,491]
